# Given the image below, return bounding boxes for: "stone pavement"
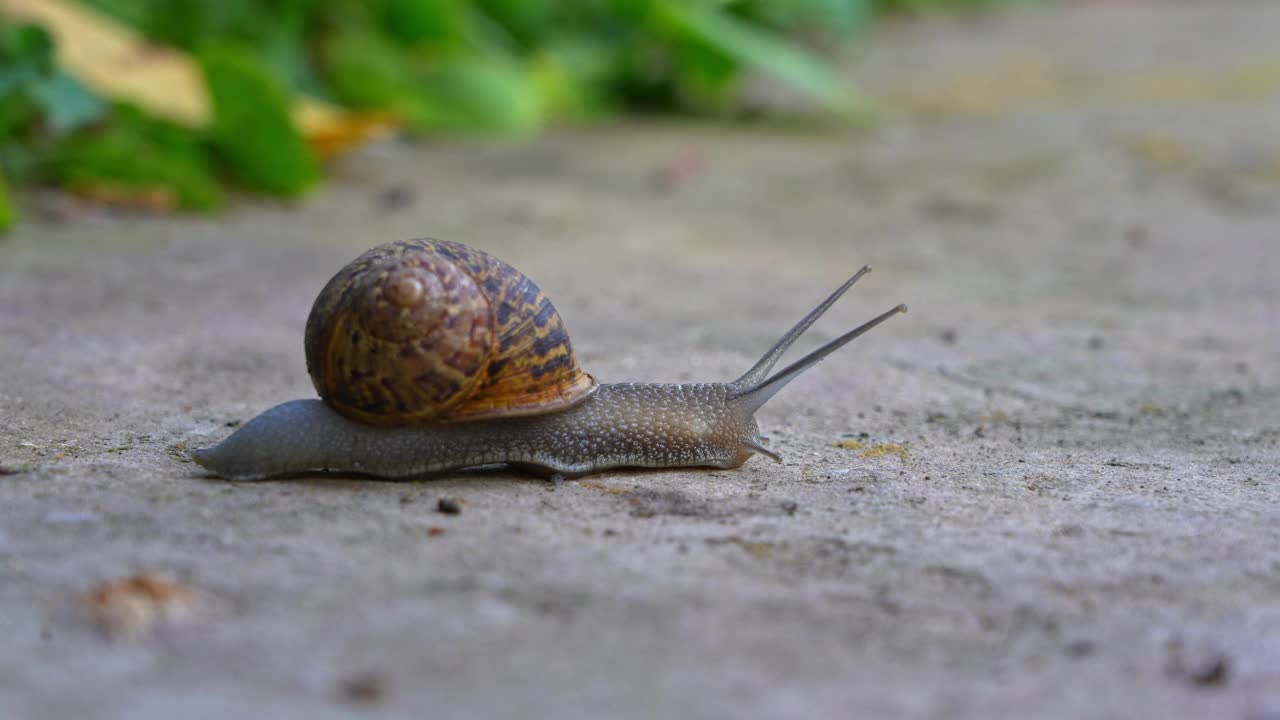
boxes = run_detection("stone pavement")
[1,3,1277,718]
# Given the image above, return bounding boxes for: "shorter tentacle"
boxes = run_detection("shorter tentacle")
[732,266,871,390]
[731,304,907,416]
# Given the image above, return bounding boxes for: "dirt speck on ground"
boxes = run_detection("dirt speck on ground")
[81,574,199,639]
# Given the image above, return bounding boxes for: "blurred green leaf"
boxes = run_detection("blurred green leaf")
[323,29,450,131]
[529,42,613,119]
[0,171,14,231]
[199,44,318,196]
[326,25,543,134]
[657,0,868,115]
[379,0,470,47]
[0,92,38,144]
[112,102,217,171]
[30,72,107,133]
[0,23,105,135]
[50,114,223,211]
[0,23,54,77]
[734,0,875,37]
[75,0,153,32]
[475,0,555,51]
[325,29,421,109]
[420,56,544,134]
[671,31,741,110]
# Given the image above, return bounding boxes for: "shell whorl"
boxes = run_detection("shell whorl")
[304,239,597,426]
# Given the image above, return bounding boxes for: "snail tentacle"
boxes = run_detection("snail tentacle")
[732,265,872,390]
[729,302,908,416]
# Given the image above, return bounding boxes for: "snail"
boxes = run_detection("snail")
[191,239,906,481]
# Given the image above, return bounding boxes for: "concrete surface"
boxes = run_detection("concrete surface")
[2,3,1278,718]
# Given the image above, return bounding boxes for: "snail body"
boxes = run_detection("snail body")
[191,239,906,481]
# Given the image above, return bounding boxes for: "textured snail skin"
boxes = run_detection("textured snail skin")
[190,384,759,481]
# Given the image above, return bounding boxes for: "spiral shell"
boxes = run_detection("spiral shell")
[304,239,597,426]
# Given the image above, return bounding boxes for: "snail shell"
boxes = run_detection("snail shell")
[303,239,597,426]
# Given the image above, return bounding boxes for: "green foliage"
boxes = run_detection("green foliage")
[0,171,13,231]
[83,0,873,124]
[875,0,1008,11]
[656,1,868,115]
[322,27,544,133]
[1,21,107,227]
[736,0,876,36]
[0,21,107,194]
[417,57,544,133]
[0,0,1022,230]
[0,24,106,135]
[199,44,319,195]
[48,106,223,210]
[379,0,472,48]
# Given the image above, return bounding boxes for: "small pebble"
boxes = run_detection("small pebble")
[1063,639,1094,658]
[649,148,707,191]
[339,672,387,703]
[437,498,462,515]
[375,183,416,211]
[1168,637,1232,689]
[1126,224,1149,248]
[1185,655,1230,687]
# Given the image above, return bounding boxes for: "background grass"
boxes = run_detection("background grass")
[0,0,1021,230]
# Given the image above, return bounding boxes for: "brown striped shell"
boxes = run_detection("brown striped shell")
[304,239,597,426]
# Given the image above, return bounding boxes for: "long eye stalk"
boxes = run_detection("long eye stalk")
[731,266,907,414]
[733,266,872,390]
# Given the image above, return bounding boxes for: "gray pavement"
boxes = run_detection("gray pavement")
[1,3,1278,718]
